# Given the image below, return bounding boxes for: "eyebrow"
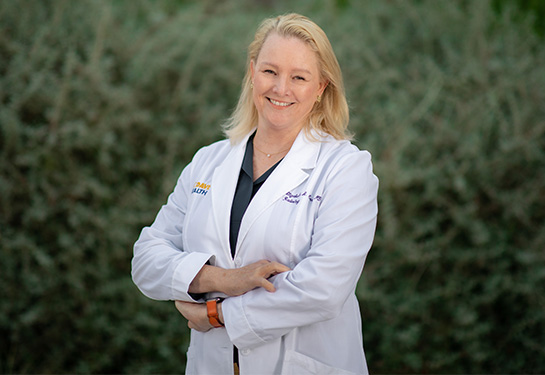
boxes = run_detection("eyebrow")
[261,62,313,76]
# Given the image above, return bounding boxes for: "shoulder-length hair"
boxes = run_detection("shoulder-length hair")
[222,13,351,143]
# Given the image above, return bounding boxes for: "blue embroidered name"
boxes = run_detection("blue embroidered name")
[282,191,322,205]
[192,182,210,196]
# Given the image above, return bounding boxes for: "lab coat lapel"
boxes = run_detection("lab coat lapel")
[210,134,250,257]
[236,130,321,253]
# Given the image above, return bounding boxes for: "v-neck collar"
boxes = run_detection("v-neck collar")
[241,132,282,185]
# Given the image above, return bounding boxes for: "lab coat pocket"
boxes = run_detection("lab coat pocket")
[283,350,358,375]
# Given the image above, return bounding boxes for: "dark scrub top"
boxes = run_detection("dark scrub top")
[229,133,282,257]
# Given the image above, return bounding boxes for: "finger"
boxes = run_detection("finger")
[263,262,291,277]
[260,279,276,293]
[175,300,183,313]
[272,262,291,273]
[175,300,195,315]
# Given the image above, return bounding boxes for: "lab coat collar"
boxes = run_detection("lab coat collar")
[210,128,325,259]
[210,132,251,259]
[235,128,323,255]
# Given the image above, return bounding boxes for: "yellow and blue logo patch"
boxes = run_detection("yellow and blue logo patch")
[192,182,210,196]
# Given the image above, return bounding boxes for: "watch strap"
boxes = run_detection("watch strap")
[206,299,224,328]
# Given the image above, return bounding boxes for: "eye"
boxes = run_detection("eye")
[263,69,276,75]
[294,76,306,81]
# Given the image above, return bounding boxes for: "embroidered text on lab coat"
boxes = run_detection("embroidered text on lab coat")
[283,191,322,205]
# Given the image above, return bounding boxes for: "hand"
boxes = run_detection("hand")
[175,301,213,332]
[220,260,291,296]
[189,260,291,297]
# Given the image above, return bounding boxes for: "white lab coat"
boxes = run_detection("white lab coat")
[132,128,379,375]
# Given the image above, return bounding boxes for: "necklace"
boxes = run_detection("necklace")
[254,143,291,158]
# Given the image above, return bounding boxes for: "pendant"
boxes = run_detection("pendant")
[266,154,271,158]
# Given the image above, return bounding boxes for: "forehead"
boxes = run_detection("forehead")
[256,33,320,72]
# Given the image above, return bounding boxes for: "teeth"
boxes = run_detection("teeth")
[269,98,292,107]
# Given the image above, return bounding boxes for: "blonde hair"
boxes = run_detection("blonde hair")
[223,13,351,143]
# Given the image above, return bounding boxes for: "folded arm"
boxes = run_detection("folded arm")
[222,151,379,348]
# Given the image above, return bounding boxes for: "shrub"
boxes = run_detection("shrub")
[340,1,545,373]
[1,0,544,373]
[1,1,257,372]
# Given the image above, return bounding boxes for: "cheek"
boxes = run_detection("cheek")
[300,86,319,102]
[298,89,318,109]
[253,80,268,99]
[252,86,264,107]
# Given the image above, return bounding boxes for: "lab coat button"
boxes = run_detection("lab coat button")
[240,348,250,355]
[234,259,242,267]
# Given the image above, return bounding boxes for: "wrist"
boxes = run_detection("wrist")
[189,265,225,295]
[204,265,227,295]
[206,298,224,328]
[217,301,224,325]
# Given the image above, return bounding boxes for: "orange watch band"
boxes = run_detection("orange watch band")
[206,299,224,328]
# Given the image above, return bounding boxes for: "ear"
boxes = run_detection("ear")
[318,80,329,96]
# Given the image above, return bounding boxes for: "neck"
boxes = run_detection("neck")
[253,126,302,155]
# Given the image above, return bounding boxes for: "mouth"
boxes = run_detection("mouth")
[267,97,294,107]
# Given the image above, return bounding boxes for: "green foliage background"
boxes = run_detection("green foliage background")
[1,0,544,373]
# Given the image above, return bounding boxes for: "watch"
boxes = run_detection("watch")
[206,298,224,328]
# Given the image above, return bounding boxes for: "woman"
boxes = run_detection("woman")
[132,13,378,375]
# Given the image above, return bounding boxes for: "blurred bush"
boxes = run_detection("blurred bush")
[342,1,545,373]
[0,0,257,373]
[1,0,544,373]
[493,0,545,36]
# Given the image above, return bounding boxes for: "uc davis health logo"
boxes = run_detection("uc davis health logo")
[192,182,210,196]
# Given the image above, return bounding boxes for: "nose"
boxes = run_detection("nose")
[272,75,291,96]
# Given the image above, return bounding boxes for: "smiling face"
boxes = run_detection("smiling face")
[250,33,327,135]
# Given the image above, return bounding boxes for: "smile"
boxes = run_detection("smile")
[268,98,294,107]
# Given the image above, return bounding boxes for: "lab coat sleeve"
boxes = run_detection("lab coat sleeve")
[222,150,379,349]
[131,152,214,302]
